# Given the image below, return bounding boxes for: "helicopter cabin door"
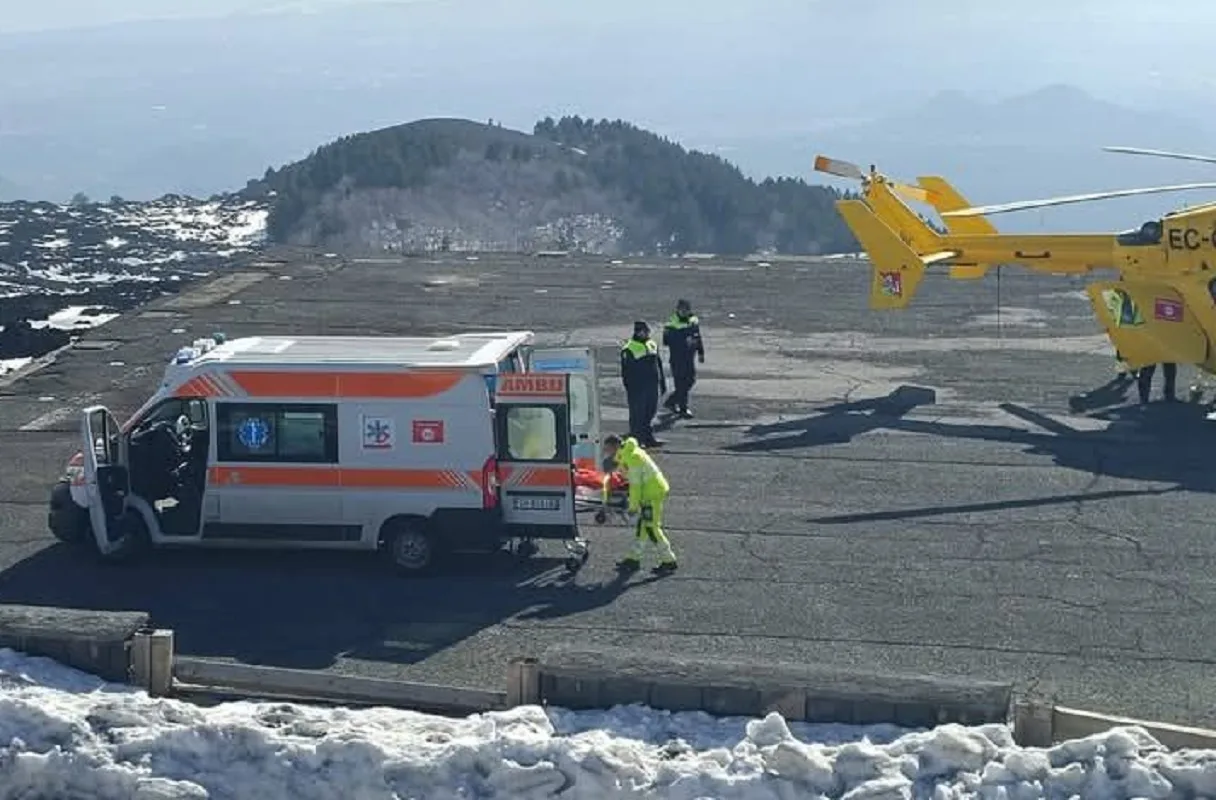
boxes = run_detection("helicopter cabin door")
[1087,282,1208,369]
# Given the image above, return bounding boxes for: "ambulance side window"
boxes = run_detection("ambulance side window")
[216,402,338,464]
[504,406,558,461]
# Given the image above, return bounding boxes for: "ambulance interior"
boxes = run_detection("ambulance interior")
[124,397,210,536]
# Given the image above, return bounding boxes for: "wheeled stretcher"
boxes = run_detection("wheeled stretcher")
[573,467,632,524]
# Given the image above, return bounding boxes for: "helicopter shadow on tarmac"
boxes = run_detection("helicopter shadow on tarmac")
[725,383,1216,525]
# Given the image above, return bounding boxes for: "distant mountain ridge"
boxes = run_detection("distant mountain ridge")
[718,85,1216,233]
[242,116,858,256]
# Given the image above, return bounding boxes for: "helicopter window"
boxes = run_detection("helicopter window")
[1116,221,1162,247]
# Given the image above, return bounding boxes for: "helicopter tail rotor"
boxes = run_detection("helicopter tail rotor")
[813,155,935,204]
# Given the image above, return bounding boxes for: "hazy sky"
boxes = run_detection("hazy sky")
[0,0,418,32]
[7,0,1216,97]
[5,0,1216,213]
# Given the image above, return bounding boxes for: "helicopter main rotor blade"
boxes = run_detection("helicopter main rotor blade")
[1104,146,1216,165]
[813,155,865,180]
[942,182,1216,217]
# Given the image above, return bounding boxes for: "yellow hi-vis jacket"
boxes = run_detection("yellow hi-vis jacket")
[614,436,670,511]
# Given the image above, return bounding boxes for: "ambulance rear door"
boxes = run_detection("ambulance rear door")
[493,372,577,537]
[527,346,602,470]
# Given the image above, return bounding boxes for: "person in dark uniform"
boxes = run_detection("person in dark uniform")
[620,321,666,447]
[662,298,705,418]
[1137,362,1177,404]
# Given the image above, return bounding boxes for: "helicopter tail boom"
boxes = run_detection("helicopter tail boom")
[914,176,998,280]
[916,176,998,236]
[836,200,957,309]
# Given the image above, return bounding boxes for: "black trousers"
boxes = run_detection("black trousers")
[666,363,696,410]
[627,389,659,443]
[1137,363,1177,403]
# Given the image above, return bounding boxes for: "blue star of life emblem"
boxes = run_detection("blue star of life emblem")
[238,417,271,450]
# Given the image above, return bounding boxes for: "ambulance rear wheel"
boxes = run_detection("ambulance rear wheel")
[382,518,433,574]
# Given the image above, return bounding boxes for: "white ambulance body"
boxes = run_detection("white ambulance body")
[47,331,603,572]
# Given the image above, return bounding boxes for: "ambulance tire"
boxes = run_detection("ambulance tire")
[381,517,434,575]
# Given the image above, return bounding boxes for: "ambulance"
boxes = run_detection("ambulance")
[47,331,603,573]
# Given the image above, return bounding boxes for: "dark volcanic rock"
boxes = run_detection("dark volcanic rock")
[0,320,69,359]
[0,194,268,361]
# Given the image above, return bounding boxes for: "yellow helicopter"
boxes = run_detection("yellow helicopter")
[814,148,1216,375]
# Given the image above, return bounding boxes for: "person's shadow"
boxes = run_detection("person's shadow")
[1068,373,1135,413]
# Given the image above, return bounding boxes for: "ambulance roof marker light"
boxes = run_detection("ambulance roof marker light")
[173,346,199,365]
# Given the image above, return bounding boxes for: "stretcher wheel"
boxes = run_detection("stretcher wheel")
[564,538,589,572]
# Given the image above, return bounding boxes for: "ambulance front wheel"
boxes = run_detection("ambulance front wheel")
[381,518,434,574]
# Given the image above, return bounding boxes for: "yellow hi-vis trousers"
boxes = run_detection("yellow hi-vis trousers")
[625,497,676,565]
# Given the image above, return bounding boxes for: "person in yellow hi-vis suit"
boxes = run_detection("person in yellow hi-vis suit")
[603,434,677,574]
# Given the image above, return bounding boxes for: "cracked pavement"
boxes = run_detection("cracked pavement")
[1,251,1216,725]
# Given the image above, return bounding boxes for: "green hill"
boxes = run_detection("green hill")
[245,116,858,255]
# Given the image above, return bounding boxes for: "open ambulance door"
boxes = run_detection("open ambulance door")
[493,373,578,538]
[79,406,130,556]
[526,346,602,471]
[1087,281,1208,369]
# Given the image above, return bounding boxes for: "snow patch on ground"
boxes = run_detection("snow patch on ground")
[1,649,1215,798]
[30,305,120,331]
[0,357,31,376]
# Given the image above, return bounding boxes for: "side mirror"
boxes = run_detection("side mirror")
[175,414,192,440]
[187,400,207,425]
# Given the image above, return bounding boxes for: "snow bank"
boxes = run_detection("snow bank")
[0,357,31,376]
[0,648,1215,798]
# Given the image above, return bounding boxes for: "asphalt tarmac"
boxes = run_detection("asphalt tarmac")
[2,250,1215,726]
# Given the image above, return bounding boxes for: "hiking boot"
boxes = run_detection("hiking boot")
[652,561,678,575]
[615,558,640,572]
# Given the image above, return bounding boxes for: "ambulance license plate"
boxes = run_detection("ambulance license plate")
[513,495,561,511]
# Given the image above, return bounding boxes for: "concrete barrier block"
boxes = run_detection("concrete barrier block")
[0,604,148,682]
[1013,700,1054,747]
[702,686,760,717]
[537,644,1013,726]
[806,696,855,723]
[759,688,806,720]
[649,682,703,712]
[505,658,541,707]
[893,702,947,729]
[852,699,898,725]
[1051,705,1216,751]
[597,677,652,709]
[540,673,602,710]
